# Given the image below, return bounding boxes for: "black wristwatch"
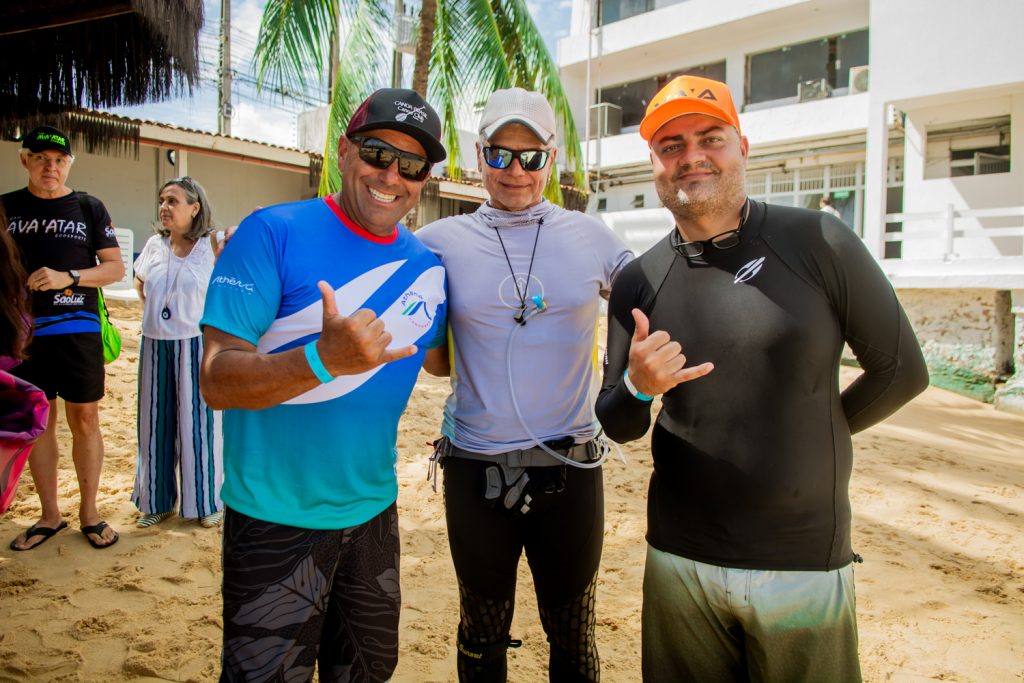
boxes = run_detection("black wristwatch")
[68,270,80,287]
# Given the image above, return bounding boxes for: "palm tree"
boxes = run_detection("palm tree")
[253,0,584,203]
[410,0,435,97]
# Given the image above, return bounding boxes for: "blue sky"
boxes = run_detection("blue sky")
[111,0,573,148]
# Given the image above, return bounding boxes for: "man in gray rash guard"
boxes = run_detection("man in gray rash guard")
[596,75,928,682]
[418,88,633,682]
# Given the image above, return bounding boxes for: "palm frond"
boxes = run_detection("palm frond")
[494,0,585,191]
[266,0,588,204]
[254,0,339,94]
[429,0,466,180]
[437,0,522,187]
[319,0,392,195]
[459,0,513,101]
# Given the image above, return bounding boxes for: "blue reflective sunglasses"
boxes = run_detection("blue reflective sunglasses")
[482,146,550,171]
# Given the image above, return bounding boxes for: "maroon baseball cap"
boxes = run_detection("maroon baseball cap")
[346,88,447,163]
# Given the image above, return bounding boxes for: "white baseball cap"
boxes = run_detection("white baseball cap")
[479,87,557,145]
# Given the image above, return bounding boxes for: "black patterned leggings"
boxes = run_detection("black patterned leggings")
[443,457,604,682]
[219,504,401,683]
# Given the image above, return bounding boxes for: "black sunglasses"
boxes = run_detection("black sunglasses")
[671,227,742,259]
[349,136,432,182]
[482,146,551,171]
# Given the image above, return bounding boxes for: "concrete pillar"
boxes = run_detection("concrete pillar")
[1012,94,1024,185]
[994,289,1024,415]
[862,100,891,259]
[177,149,189,178]
[726,50,746,111]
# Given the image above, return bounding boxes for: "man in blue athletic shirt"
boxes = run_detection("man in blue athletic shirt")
[200,88,448,682]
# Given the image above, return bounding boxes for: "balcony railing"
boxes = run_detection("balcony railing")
[392,14,418,54]
[884,205,1024,261]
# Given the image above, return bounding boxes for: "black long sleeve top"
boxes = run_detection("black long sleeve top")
[596,200,929,571]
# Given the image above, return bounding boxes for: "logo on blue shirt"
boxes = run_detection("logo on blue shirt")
[400,290,433,328]
[212,275,256,294]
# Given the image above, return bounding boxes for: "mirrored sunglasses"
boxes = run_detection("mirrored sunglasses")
[350,136,432,182]
[482,146,550,172]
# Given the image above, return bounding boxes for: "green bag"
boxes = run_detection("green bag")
[96,288,121,364]
[73,192,122,364]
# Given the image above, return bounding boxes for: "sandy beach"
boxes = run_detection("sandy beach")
[1,299,1021,682]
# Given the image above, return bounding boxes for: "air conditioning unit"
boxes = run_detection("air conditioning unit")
[589,103,623,138]
[798,78,831,102]
[849,65,870,94]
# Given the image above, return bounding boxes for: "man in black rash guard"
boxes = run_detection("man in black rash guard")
[596,76,929,682]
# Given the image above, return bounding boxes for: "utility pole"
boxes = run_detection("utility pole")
[584,0,592,185]
[328,23,340,103]
[219,0,233,136]
[391,0,404,88]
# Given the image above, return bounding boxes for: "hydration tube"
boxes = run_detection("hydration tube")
[505,295,619,469]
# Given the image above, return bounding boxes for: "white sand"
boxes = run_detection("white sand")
[1,300,1022,682]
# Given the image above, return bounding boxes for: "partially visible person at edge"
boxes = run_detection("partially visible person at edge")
[0,203,32,370]
[199,88,448,682]
[596,76,929,682]
[820,194,843,219]
[418,88,633,682]
[132,177,223,530]
[4,126,125,551]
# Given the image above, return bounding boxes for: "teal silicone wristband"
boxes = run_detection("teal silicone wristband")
[623,369,653,401]
[304,340,334,384]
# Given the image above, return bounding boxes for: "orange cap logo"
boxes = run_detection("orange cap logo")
[640,75,741,142]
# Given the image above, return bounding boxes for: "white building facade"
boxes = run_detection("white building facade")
[557,0,1024,410]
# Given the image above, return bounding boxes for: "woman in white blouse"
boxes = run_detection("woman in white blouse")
[132,177,223,528]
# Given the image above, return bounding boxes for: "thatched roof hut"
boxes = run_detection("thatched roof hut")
[0,0,204,154]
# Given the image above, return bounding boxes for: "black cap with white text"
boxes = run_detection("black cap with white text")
[346,88,447,163]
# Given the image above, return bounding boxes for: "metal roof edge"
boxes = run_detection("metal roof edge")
[85,108,323,166]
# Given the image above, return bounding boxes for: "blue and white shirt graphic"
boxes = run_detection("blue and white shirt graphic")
[201,196,447,529]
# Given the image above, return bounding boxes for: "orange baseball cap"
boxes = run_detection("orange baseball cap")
[640,75,741,141]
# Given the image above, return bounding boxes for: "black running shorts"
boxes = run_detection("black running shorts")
[12,333,105,403]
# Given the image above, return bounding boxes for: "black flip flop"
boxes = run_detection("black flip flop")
[81,521,119,550]
[9,520,69,551]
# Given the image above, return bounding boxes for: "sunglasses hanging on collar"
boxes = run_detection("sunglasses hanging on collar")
[671,199,751,259]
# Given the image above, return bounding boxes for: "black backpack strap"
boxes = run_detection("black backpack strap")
[73,191,101,261]
[74,191,94,231]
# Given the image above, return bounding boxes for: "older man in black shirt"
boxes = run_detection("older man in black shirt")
[5,126,124,551]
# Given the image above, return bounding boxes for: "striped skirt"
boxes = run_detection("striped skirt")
[133,335,223,518]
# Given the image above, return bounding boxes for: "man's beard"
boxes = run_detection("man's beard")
[656,162,746,220]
